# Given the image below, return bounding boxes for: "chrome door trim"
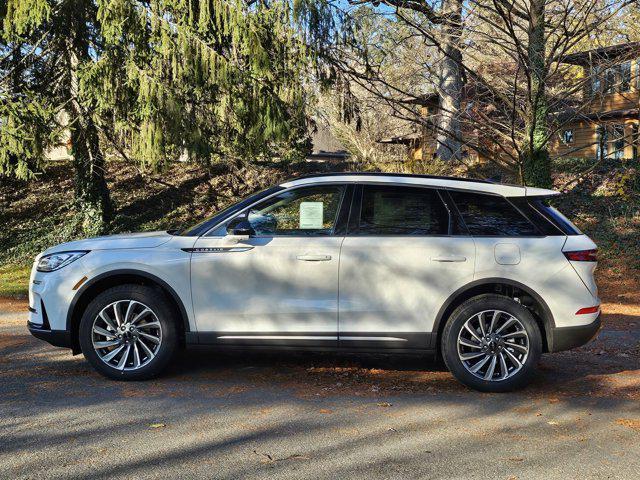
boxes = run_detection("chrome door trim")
[216,335,338,341]
[340,336,408,342]
[182,247,254,253]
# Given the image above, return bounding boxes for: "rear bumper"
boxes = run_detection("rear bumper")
[548,315,601,352]
[28,322,73,349]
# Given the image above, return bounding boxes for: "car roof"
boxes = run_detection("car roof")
[280,173,559,197]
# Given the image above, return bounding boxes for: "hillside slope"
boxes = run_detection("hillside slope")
[1,158,638,302]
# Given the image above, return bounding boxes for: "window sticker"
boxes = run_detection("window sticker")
[299,202,324,229]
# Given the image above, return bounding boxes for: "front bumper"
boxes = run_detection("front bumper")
[548,314,601,352]
[28,322,73,349]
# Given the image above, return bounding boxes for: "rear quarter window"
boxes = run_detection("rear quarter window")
[529,197,582,235]
[449,191,540,236]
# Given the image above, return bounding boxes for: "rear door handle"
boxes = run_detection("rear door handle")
[431,255,467,263]
[297,254,332,262]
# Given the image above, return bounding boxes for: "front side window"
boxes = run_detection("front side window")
[449,191,538,236]
[245,185,345,236]
[355,185,449,235]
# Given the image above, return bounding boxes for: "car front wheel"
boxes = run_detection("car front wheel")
[79,284,177,380]
[441,294,542,392]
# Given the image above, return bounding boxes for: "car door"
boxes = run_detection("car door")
[338,184,476,351]
[190,183,351,347]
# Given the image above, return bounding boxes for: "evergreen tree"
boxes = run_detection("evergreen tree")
[1,0,311,234]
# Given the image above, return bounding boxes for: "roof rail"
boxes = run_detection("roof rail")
[287,172,493,184]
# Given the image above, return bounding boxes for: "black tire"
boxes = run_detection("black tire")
[79,284,177,380]
[441,294,542,392]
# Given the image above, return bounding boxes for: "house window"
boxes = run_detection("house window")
[632,124,639,161]
[619,62,631,92]
[561,130,574,145]
[603,68,616,94]
[596,125,608,160]
[611,124,625,160]
[591,66,601,95]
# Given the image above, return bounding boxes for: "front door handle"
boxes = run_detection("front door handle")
[431,255,467,263]
[297,254,332,262]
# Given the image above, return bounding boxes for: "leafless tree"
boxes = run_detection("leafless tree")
[314,0,638,186]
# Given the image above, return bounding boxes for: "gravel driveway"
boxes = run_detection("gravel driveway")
[1,303,639,479]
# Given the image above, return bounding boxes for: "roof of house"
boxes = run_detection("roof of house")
[378,132,423,145]
[561,42,640,66]
[280,172,559,197]
[309,121,348,156]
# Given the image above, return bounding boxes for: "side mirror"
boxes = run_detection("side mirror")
[226,218,255,241]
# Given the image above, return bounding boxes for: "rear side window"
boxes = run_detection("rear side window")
[449,191,539,236]
[356,185,449,235]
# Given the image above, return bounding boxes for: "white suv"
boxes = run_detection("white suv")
[28,173,601,392]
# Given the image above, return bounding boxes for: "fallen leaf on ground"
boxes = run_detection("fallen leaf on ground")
[377,402,392,407]
[149,423,166,429]
[319,409,333,414]
[615,418,640,431]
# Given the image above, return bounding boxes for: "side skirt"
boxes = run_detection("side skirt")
[186,332,435,355]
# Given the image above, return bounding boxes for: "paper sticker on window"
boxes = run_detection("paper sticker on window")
[299,202,324,229]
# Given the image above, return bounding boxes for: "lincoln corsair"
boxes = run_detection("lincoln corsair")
[28,173,601,392]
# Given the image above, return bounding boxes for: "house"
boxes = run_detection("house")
[378,93,477,162]
[554,42,640,160]
[382,42,640,162]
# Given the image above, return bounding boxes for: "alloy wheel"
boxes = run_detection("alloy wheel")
[91,300,162,371]
[457,309,530,382]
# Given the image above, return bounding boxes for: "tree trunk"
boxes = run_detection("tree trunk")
[521,0,552,187]
[68,115,112,236]
[65,8,112,235]
[435,0,463,162]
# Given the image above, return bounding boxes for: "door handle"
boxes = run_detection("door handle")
[431,255,467,263]
[297,254,332,262]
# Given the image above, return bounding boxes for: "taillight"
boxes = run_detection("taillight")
[564,249,597,262]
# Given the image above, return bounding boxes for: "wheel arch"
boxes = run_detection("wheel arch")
[433,278,555,353]
[66,269,190,353]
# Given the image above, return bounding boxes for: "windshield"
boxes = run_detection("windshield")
[177,185,284,236]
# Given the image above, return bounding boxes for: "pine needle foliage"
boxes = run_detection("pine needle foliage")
[1,0,312,233]
[91,0,311,168]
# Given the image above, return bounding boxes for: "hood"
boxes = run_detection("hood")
[43,231,173,255]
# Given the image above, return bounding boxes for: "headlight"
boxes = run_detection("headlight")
[37,251,89,272]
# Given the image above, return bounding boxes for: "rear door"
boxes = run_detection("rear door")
[338,184,476,350]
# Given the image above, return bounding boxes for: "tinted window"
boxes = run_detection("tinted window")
[245,185,345,236]
[356,185,449,235]
[530,197,581,235]
[449,191,538,236]
[508,197,562,235]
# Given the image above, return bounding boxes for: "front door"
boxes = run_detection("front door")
[338,184,476,350]
[190,184,348,347]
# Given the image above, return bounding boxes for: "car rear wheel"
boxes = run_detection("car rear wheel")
[441,294,542,392]
[79,285,177,380]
